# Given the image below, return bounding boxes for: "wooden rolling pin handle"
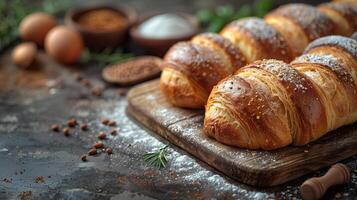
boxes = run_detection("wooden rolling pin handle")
[300,163,350,200]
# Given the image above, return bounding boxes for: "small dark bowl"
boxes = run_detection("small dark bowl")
[65,5,137,51]
[130,13,200,57]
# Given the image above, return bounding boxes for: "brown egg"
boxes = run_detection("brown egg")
[12,42,37,68]
[19,12,57,46]
[45,26,83,64]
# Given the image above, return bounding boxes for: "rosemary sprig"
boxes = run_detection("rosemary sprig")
[81,48,133,66]
[143,145,169,169]
[196,0,275,33]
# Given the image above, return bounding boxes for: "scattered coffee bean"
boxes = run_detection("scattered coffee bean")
[91,85,103,97]
[97,132,106,140]
[74,73,83,82]
[80,124,88,131]
[106,147,113,155]
[81,79,92,87]
[80,155,87,162]
[108,120,116,126]
[35,176,44,184]
[67,118,77,127]
[88,148,97,156]
[109,129,117,135]
[63,128,70,136]
[101,119,109,125]
[335,193,342,199]
[117,89,126,96]
[51,124,60,132]
[93,141,104,149]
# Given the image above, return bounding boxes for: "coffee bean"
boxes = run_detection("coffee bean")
[109,129,117,135]
[101,119,109,125]
[80,124,88,131]
[88,148,97,156]
[97,132,106,140]
[93,142,104,149]
[108,120,116,126]
[80,155,87,162]
[63,128,70,136]
[67,118,77,127]
[106,147,113,155]
[51,124,60,132]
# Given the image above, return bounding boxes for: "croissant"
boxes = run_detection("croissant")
[318,2,357,36]
[204,35,357,150]
[160,3,354,109]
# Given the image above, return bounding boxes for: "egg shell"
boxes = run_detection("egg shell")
[12,42,37,68]
[45,26,84,64]
[19,12,57,46]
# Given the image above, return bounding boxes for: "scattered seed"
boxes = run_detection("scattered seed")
[35,176,44,184]
[88,148,97,156]
[80,124,88,131]
[63,128,70,136]
[80,155,87,162]
[97,132,106,140]
[91,86,103,96]
[51,124,60,132]
[67,118,77,127]
[106,147,113,155]
[81,79,92,87]
[74,73,83,82]
[117,89,126,96]
[93,141,104,149]
[108,120,116,126]
[354,169,357,173]
[101,119,109,125]
[109,129,117,135]
[335,193,342,199]
[304,150,309,153]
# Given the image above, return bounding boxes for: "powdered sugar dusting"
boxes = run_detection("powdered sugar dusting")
[269,3,333,40]
[292,54,356,89]
[304,35,357,58]
[225,18,291,61]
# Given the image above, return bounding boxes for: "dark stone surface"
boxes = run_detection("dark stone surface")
[0,51,356,200]
[0,1,356,199]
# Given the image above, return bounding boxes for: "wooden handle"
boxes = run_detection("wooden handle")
[300,163,350,200]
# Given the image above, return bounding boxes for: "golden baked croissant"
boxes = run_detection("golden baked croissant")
[160,3,356,109]
[318,2,357,36]
[204,35,357,150]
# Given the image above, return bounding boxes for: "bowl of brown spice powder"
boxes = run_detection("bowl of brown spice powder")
[65,5,137,50]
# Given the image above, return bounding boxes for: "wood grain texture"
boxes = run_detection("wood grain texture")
[127,79,357,187]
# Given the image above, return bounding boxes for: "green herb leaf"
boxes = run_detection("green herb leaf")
[196,0,275,32]
[196,10,216,25]
[81,48,133,66]
[216,5,234,19]
[254,0,275,18]
[143,145,169,169]
[232,4,253,20]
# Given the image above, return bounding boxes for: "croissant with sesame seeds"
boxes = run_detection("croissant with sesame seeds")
[160,2,357,109]
[204,35,357,150]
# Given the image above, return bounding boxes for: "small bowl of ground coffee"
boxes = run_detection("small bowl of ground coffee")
[65,5,137,50]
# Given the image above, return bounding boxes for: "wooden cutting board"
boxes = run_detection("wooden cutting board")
[127,79,357,187]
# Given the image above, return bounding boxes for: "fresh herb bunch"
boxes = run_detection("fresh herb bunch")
[143,145,169,169]
[196,0,275,33]
[81,48,133,66]
[0,0,72,51]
